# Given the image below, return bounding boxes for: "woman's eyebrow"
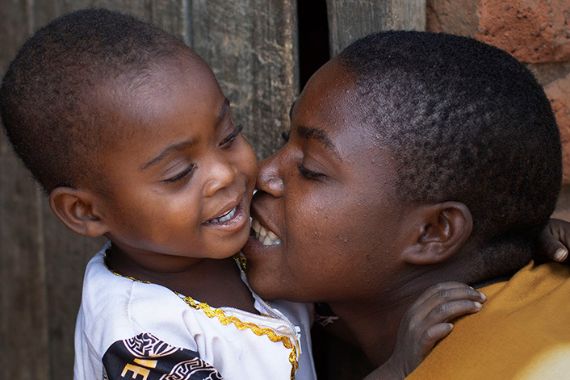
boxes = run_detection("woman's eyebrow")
[297,125,342,161]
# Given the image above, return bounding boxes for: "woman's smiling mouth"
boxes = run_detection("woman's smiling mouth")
[251,218,281,246]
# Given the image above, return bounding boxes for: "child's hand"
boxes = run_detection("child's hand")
[364,282,485,380]
[538,218,570,263]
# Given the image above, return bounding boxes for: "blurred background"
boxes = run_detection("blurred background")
[1,1,569,379]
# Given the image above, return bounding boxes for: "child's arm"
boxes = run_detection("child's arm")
[538,218,570,262]
[100,332,223,380]
[364,282,486,380]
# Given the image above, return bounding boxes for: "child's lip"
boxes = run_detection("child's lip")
[203,193,245,225]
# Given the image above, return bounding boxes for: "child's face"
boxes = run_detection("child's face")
[91,54,257,266]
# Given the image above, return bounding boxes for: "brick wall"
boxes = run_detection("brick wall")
[427,0,570,220]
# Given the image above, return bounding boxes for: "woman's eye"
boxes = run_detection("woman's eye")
[298,163,325,180]
[162,164,196,183]
[220,125,244,148]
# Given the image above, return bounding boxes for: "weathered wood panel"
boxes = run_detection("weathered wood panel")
[31,0,184,36]
[190,0,298,159]
[0,2,49,379]
[327,0,426,55]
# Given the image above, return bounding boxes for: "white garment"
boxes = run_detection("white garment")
[74,243,316,380]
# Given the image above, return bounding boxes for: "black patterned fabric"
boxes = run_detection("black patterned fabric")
[102,333,223,380]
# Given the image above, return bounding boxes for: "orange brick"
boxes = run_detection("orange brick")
[476,0,570,63]
[426,0,479,36]
[545,73,570,183]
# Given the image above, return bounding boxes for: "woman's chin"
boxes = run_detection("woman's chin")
[242,238,283,298]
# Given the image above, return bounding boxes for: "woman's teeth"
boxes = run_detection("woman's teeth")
[251,219,281,246]
[211,207,237,224]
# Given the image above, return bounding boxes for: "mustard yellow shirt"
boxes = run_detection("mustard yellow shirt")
[408,262,570,380]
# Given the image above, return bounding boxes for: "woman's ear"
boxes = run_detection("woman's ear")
[401,202,473,266]
[49,187,108,237]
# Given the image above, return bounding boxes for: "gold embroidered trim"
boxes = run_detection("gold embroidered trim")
[108,263,299,379]
[234,255,248,272]
[180,295,299,380]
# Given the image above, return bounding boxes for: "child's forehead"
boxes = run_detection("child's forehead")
[108,51,213,93]
[98,56,221,120]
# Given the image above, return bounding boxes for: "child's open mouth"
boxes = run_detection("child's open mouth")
[205,202,244,226]
[209,206,238,224]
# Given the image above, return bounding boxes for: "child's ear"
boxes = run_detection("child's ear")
[49,187,108,237]
[401,202,473,265]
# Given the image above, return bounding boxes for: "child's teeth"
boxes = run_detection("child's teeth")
[214,207,236,223]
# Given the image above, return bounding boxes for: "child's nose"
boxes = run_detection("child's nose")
[203,159,237,197]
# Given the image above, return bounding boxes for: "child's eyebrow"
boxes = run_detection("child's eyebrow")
[296,125,342,161]
[216,98,231,128]
[140,140,195,170]
[140,98,231,171]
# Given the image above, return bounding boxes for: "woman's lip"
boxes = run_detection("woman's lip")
[251,217,281,246]
[244,233,282,257]
[249,203,281,241]
[244,212,283,256]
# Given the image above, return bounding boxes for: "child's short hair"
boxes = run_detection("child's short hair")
[339,31,561,241]
[0,8,189,192]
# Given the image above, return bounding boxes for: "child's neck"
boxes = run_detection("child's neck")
[105,244,258,314]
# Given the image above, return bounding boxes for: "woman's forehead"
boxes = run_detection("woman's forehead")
[293,60,362,128]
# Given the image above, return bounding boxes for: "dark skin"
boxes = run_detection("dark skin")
[243,56,570,377]
[539,218,570,263]
[244,58,461,364]
[364,282,485,379]
[49,52,259,313]
[46,49,487,379]
[46,47,570,379]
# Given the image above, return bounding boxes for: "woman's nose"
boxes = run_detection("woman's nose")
[257,155,284,196]
[203,158,237,197]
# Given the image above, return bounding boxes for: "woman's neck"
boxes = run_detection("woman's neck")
[327,265,466,366]
[328,297,412,366]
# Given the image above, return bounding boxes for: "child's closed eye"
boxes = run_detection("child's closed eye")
[219,125,243,148]
[162,164,196,183]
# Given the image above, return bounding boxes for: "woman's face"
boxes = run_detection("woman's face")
[243,59,413,303]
